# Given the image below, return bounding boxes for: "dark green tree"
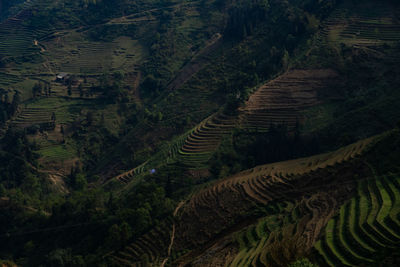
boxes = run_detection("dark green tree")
[67,84,72,96]
[79,83,83,97]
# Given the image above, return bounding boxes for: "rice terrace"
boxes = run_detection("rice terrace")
[0,0,399,266]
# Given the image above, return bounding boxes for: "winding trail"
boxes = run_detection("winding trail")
[160,201,186,267]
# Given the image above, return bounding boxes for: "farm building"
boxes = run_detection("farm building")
[56,73,69,81]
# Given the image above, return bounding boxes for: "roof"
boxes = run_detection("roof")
[56,73,69,79]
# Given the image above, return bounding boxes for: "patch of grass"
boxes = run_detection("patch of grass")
[315,173,400,266]
[38,144,76,161]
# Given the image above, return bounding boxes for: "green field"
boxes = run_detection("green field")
[315,173,400,266]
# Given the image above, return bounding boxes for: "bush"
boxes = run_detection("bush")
[289,258,319,267]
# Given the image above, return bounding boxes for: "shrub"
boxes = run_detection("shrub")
[289,258,319,267]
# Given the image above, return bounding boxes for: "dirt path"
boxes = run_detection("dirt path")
[160,201,186,267]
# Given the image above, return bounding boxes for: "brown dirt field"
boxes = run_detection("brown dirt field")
[240,69,340,129]
[47,172,69,194]
[173,162,368,266]
[39,157,79,176]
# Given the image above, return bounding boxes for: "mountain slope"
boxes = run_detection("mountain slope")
[108,129,400,266]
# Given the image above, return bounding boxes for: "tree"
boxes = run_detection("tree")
[134,207,151,233]
[44,83,49,96]
[282,49,290,70]
[51,112,56,122]
[10,91,20,116]
[0,55,5,68]
[67,84,72,96]
[78,83,83,97]
[106,224,121,249]
[71,256,85,267]
[140,254,150,267]
[141,75,159,97]
[119,221,132,245]
[46,249,72,266]
[157,111,163,121]
[113,71,124,81]
[0,184,6,197]
[21,173,40,195]
[73,173,87,190]
[32,83,42,98]
[23,241,35,256]
[0,111,7,125]
[86,111,94,126]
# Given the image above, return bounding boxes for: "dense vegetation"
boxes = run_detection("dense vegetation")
[210,124,320,178]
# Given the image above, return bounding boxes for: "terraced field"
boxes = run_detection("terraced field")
[109,134,380,266]
[110,112,236,184]
[115,161,148,184]
[43,40,116,74]
[182,136,373,228]
[113,128,191,184]
[177,113,237,169]
[314,173,400,266]
[0,0,54,60]
[12,98,88,129]
[110,218,174,266]
[38,144,76,162]
[318,2,400,47]
[110,68,340,182]
[12,107,55,129]
[0,15,41,59]
[0,72,24,86]
[116,68,339,177]
[227,136,373,184]
[227,193,338,267]
[240,69,339,132]
[228,205,290,266]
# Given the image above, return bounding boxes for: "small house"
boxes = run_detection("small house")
[56,73,69,81]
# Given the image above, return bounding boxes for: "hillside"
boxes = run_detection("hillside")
[0,0,399,266]
[110,130,400,266]
[102,0,400,185]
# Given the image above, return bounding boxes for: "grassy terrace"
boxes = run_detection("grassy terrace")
[175,113,237,169]
[315,173,400,266]
[13,97,94,129]
[112,127,192,184]
[0,72,24,86]
[111,112,236,185]
[229,210,288,267]
[317,1,400,48]
[0,19,40,58]
[43,41,116,74]
[38,143,76,162]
